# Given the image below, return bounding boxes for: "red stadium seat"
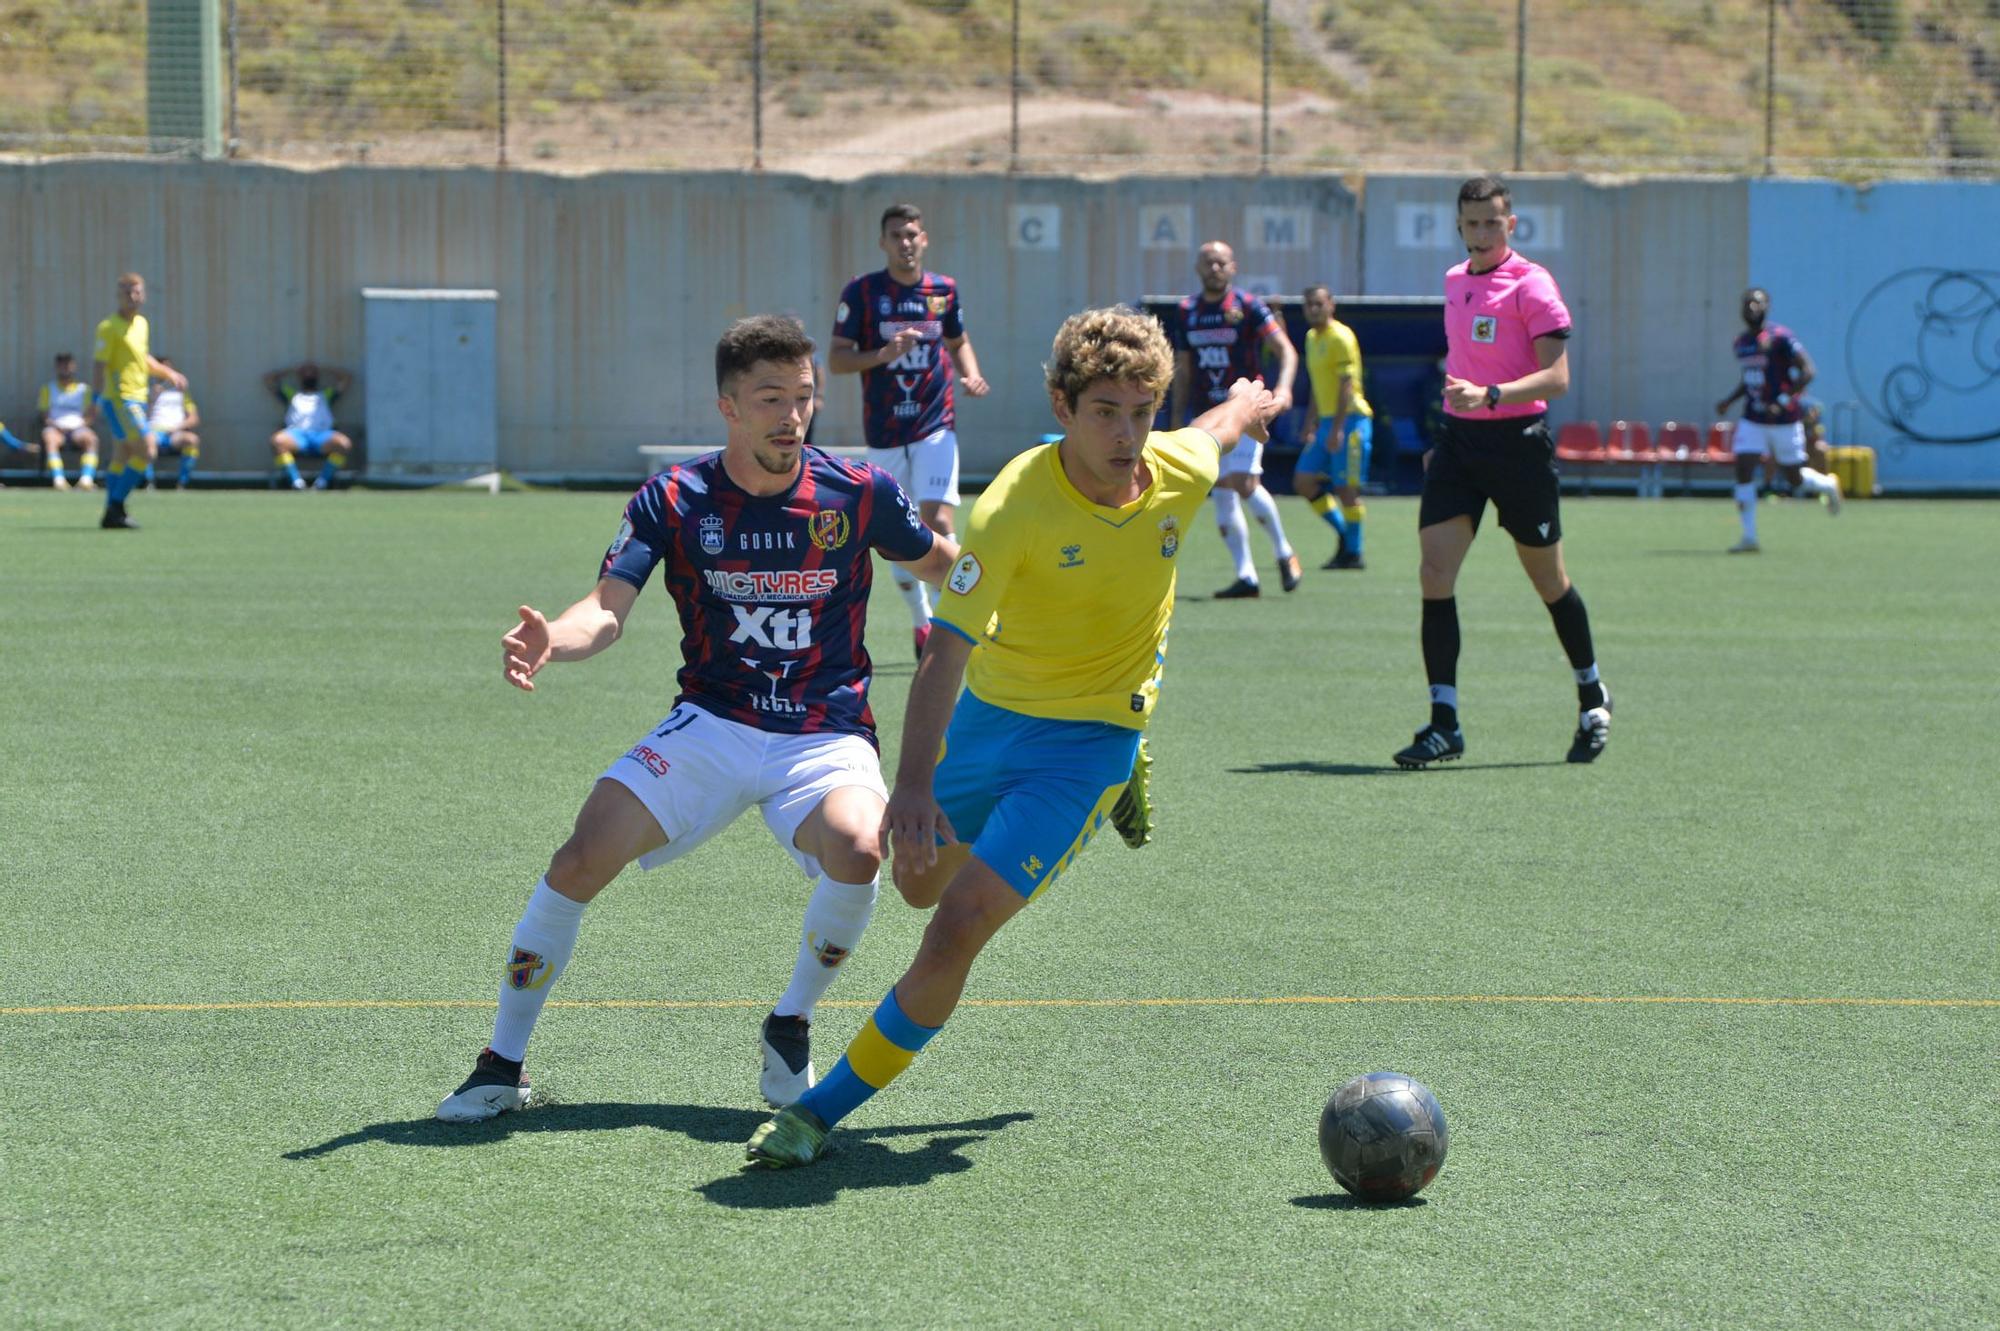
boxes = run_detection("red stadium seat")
[1657,421,1701,494]
[1553,421,1604,496]
[1704,421,1735,463]
[1608,420,1656,462]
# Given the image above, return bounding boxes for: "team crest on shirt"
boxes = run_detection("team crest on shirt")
[698,513,726,555]
[809,509,852,551]
[506,948,551,991]
[1158,515,1180,559]
[1225,306,1244,324]
[926,294,950,317]
[1472,316,1498,343]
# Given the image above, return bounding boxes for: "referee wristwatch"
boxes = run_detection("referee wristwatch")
[1484,384,1503,410]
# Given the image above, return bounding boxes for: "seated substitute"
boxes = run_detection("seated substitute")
[144,358,202,490]
[264,361,354,490]
[38,352,100,491]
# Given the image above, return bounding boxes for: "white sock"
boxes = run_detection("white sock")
[1244,484,1294,560]
[1797,467,1836,497]
[490,877,587,1062]
[1734,483,1759,541]
[773,873,879,1020]
[894,571,932,627]
[1213,489,1256,582]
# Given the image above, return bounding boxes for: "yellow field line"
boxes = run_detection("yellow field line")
[1,993,1994,1017]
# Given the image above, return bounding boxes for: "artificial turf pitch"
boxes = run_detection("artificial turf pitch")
[3,485,1995,1328]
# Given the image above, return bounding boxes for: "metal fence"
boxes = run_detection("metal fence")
[2,1,1993,177]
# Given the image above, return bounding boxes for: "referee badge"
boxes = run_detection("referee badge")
[1472,316,1498,343]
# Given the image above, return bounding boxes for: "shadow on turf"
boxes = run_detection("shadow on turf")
[1289,1192,1429,1211]
[284,1101,1034,1204]
[1231,760,1568,776]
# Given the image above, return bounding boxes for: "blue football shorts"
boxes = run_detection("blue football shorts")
[286,426,335,454]
[932,690,1142,900]
[1297,414,1373,489]
[95,396,150,444]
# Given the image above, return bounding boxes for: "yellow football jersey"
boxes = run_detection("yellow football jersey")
[94,313,151,402]
[1305,320,1371,419]
[934,427,1220,730]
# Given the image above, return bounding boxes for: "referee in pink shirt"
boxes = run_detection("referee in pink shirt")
[1393,175,1612,769]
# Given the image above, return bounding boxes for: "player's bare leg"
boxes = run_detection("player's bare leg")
[763,785,887,1106]
[41,427,72,489]
[438,780,665,1122]
[748,856,1026,1167]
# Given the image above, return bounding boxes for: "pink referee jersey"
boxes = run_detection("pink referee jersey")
[1443,251,1571,420]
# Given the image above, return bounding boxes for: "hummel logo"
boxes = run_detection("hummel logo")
[1058,544,1084,568]
[1021,854,1044,878]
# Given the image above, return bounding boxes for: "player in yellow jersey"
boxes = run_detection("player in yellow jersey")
[1295,284,1372,570]
[747,306,1278,1167]
[92,273,184,529]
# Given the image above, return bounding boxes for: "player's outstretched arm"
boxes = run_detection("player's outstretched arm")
[880,626,974,878]
[895,531,962,587]
[501,577,639,691]
[1190,377,1278,453]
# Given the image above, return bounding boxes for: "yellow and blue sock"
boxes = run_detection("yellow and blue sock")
[1309,491,1349,546]
[795,985,941,1128]
[104,460,134,505]
[79,450,99,483]
[277,451,302,487]
[177,444,198,486]
[1343,502,1366,557]
[317,450,347,487]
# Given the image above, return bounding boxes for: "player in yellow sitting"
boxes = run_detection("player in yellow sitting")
[92,272,184,529]
[747,306,1277,1167]
[1293,284,1371,570]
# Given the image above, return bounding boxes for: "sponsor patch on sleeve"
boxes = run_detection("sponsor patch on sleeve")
[606,517,633,559]
[836,300,850,324]
[947,552,982,596]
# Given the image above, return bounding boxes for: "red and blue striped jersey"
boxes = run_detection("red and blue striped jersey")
[833,269,966,448]
[599,447,935,743]
[1171,287,1279,422]
[1733,323,1809,425]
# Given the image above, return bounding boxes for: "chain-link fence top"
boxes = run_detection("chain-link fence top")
[0,1,1992,177]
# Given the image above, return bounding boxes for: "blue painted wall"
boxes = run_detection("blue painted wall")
[1749,180,2000,490]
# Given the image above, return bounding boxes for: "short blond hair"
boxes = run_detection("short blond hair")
[1044,306,1175,409]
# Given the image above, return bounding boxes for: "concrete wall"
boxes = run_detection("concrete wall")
[2,160,1993,488]
[1749,180,2000,490]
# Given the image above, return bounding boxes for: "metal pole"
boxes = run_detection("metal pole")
[497,0,508,167]
[226,0,237,155]
[1513,0,1527,171]
[1763,0,1777,174]
[1009,0,1020,172]
[1260,0,1272,173]
[752,0,764,170]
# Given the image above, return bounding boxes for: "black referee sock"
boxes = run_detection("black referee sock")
[1545,586,1607,710]
[1422,596,1460,729]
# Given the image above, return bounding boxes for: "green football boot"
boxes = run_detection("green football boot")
[1110,737,1154,849]
[745,1104,830,1168]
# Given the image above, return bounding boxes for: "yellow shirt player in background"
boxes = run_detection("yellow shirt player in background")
[1295,283,1372,570]
[92,272,184,529]
[749,306,1278,1168]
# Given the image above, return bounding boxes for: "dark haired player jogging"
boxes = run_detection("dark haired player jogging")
[1393,176,1611,769]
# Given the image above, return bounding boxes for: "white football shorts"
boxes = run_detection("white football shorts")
[1732,419,1808,467]
[1218,434,1265,478]
[602,704,888,879]
[875,428,962,507]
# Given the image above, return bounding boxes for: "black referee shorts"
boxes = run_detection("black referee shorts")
[1418,413,1562,548]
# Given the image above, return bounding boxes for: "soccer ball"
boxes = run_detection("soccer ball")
[1318,1071,1449,1202]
